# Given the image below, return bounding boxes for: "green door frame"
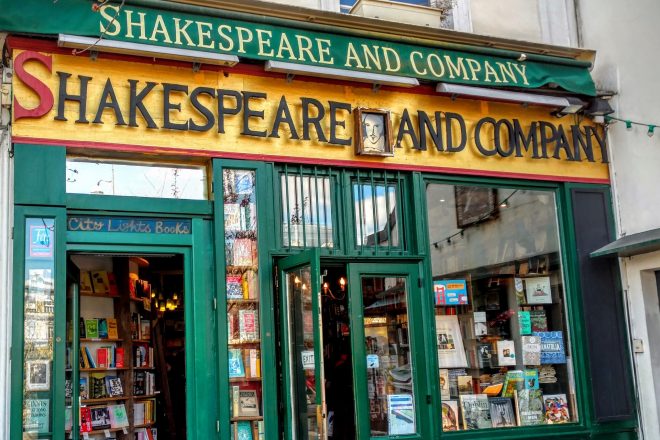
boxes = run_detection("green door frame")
[348,261,430,440]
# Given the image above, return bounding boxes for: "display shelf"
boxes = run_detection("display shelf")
[227,299,259,304]
[134,422,155,429]
[133,393,160,399]
[225,265,259,272]
[82,396,130,404]
[81,338,123,342]
[231,416,263,422]
[66,428,124,435]
[229,377,262,383]
[80,367,128,372]
[228,340,261,346]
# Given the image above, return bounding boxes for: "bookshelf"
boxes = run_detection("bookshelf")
[223,169,264,439]
[66,256,160,439]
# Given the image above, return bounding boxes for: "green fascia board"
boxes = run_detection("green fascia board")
[590,227,660,258]
[14,144,66,206]
[0,0,596,95]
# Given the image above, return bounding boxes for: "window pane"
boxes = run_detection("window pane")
[66,158,207,199]
[281,174,334,248]
[22,218,56,438]
[361,276,415,436]
[426,185,577,431]
[353,183,399,248]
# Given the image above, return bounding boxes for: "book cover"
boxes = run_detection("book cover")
[518,311,532,335]
[90,373,107,399]
[459,394,492,430]
[80,271,94,294]
[448,369,467,398]
[224,203,242,232]
[98,319,109,339]
[441,400,459,431]
[514,277,526,305]
[79,317,87,339]
[524,369,539,390]
[80,407,92,432]
[232,238,257,267]
[131,313,140,340]
[433,279,468,305]
[229,349,246,378]
[239,390,260,416]
[107,272,119,296]
[476,343,494,369]
[522,336,541,366]
[107,318,119,339]
[534,331,566,364]
[140,320,151,341]
[501,370,524,398]
[439,369,450,400]
[105,376,124,397]
[457,375,474,395]
[90,406,111,430]
[97,347,108,368]
[84,345,97,368]
[134,402,146,425]
[134,371,146,395]
[108,404,130,428]
[227,274,244,300]
[525,277,552,305]
[489,397,516,428]
[529,310,548,332]
[24,399,49,433]
[435,315,468,368]
[232,386,240,417]
[91,271,110,295]
[496,340,516,366]
[244,269,259,300]
[80,376,89,400]
[115,348,125,368]
[543,394,570,424]
[249,349,261,378]
[65,406,72,431]
[85,319,99,339]
[239,309,259,341]
[236,421,254,440]
[515,389,545,426]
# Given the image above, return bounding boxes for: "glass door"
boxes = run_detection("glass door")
[279,249,326,440]
[348,263,429,440]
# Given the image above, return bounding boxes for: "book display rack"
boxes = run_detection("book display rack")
[223,170,264,440]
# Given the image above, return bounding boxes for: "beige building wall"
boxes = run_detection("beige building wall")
[470,0,542,42]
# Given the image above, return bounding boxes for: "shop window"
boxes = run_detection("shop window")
[21,218,56,437]
[280,166,335,249]
[66,158,208,200]
[353,173,401,250]
[425,184,578,431]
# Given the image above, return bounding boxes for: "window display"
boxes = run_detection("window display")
[426,184,577,431]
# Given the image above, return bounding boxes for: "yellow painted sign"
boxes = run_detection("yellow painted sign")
[11,50,609,183]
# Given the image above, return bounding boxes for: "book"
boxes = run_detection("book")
[473,311,488,337]
[227,274,244,299]
[239,389,260,416]
[236,421,254,440]
[249,349,261,378]
[24,399,49,433]
[525,276,552,304]
[108,404,129,428]
[514,277,525,304]
[441,400,459,431]
[524,369,539,390]
[518,311,532,335]
[105,376,123,397]
[85,319,99,339]
[501,370,524,398]
[229,349,246,378]
[107,272,119,296]
[543,393,570,424]
[140,320,151,341]
[535,331,566,364]
[90,373,107,399]
[496,340,516,366]
[80,407,93,432]
[476,343,494,369]
[239,309,259,341]
[529,310,548,332]
[457,375,474,395]
[489,397,516,428]
[522,336,541,366]
[80,376,89,400]
[90,406,111,430]
[515,389,545,426]
[84,345,97,368]
[98,318,109,339]
[91,271,110,295]
[448,369,467,398]
[131,313,140,340]
[232,386,240,417]
[459,394,491,430]
[232,238,257,266]
[80,271,94,294]
[134,371,146,395]
[435,315,468,368]
[134,402,146,425]
[439,369,450,400]
[97,347,109,368]
[115,347,125,368]
[79,317,87,339]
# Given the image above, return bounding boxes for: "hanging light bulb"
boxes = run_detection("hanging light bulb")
[322,282,329,294]
[339,277,346,291]
[294,276,301,285]
[151,291,156,298]
[648,125,656,138]
[173,293,178,301]
[500,200,509,208]
[302,283,307,291]
[625,120,633,131]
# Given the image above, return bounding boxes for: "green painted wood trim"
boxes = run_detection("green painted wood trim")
[66,194,213,216]
[11,206,67,440]
[348,262,429,440]
[66,231,193,246]
[70,283,80,440]
[14,144,66,207]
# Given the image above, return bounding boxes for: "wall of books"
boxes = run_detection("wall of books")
[223,169,264,440]
[426,185,577,432]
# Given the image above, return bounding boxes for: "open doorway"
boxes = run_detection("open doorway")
[66,253,186,439]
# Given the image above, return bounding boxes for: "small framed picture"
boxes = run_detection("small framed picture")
[354,108,393,157]
[26,360,50,391]
[454,186,498,228]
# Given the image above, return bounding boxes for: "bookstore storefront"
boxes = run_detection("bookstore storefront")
[7,13,636,440]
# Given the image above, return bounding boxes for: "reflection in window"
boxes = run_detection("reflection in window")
[362,276,415,436]
[281,174,334,248]
[66,158,208,199]
[353,183,399,248]
[426,184,577,431]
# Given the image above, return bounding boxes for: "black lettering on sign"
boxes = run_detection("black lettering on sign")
[55,72,92,123]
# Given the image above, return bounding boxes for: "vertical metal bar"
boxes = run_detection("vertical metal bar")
[370,170,378,253]
[299,166,307,248]
[384,172,392,254]
[284,165,292,250]
[357,169,364,253]
[396,171,401,249]
[313,168,322,248]
[72,283,80,440]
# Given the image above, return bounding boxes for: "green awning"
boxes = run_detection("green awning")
[590,228,660,258]
[0,0,597,95]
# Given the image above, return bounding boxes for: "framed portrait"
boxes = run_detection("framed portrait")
[26,360,50,391]
[454,186,498,228]
[354,108,393,157]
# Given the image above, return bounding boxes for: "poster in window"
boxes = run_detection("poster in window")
[387,394,415,435]
[24,399,50,433]
[29,224,54,258]
[25,360,50,391]
[525,276,552,304]
[435,315,468,368]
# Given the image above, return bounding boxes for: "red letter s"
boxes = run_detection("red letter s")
[13,51,54,120]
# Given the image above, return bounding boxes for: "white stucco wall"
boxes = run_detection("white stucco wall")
[470,0,543,42]
[578,1,660,438]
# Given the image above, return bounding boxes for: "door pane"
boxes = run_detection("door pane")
[285,265,320,440]
[361,276,416,437]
